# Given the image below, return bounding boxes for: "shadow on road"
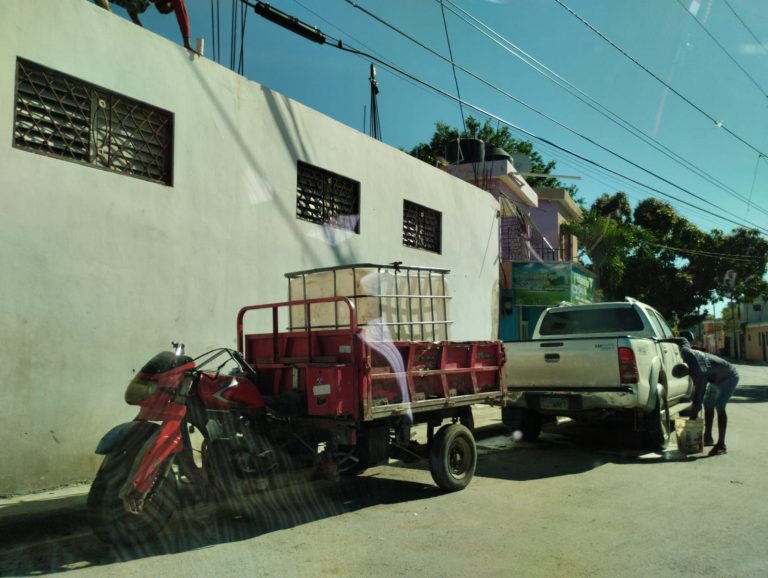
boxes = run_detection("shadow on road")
[474,418,699,484]
[0,473,440,576]
[729,384,768,404]
[0,417,714,575]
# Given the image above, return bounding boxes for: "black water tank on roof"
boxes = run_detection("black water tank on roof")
[444,138,485,164]
[485,147,511,161]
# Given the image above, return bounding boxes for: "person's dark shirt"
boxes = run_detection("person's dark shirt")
[677,341,738,406]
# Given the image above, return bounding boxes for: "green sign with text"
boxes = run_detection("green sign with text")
[512,263,594,306]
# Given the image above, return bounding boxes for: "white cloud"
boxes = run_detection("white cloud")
[739,43,768,56]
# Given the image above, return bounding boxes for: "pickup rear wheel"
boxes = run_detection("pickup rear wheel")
[429,424,477,492]
[643,386,670,451]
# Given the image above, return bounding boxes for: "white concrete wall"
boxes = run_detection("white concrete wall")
[0,0,499,494]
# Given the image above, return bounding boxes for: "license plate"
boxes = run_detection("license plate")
[540,396,568,411]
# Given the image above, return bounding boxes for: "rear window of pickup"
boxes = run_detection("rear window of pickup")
[538,307,645,336]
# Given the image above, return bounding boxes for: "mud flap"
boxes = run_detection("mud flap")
[95,421,159,455]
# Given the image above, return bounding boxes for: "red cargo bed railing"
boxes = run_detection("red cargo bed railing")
[236,297,505,421]
[237,296,358,363]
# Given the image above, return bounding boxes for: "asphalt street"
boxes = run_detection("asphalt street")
[1,362,767,577]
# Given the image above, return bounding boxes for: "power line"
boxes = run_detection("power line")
[246,0,768,234]
[746,153,766,216]
[238,0,248,74]
[231,0,237,70]
[328,40,768,235]
[531,133,750,231]
[439,0,465,132]
[646,242,765,262]
[552,0,768,160]
[210,0,218,62]
[439,0,768,219]
[343,0,768,232]
[217,0,222,63]
[289,0,440,106]
[722,0,768,55]
[675,0,768,97]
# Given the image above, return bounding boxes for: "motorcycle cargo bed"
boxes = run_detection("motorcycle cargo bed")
[238,297,505,422]
[364,339,505,420]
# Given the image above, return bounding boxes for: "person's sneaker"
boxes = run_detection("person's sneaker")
[708,444,727,456]
[704,436,715,446]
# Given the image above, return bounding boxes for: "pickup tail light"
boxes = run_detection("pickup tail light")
[618,347,639,384]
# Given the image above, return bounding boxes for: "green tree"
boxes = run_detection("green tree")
[568,195,768,323]
[563,192,636,299]
[409,116,572,190]
[621,198,710,323]
[705,228,768,303]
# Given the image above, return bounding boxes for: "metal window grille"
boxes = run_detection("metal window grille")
[296,161,360,233]
[13,58,173,185]
[501,210,547,262]
[403,200,441,253]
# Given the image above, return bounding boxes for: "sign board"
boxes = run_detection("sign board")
[512,263,594,306]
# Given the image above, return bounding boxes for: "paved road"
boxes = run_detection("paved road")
[2,363,767,577]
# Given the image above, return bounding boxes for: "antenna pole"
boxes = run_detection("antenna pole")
[369,63,381,140]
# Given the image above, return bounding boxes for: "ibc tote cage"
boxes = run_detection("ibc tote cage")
[285,263,452,342]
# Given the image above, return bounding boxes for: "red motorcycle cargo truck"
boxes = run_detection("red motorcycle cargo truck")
[88,265,505,544]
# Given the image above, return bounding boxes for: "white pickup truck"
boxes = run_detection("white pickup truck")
[503,298,691,450]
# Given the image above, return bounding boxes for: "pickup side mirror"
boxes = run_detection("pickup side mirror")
[672,363,690,379]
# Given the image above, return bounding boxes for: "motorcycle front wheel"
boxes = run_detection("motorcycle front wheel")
[87,442,178,545]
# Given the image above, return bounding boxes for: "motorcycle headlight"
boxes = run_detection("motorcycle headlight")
[125,375,157,405]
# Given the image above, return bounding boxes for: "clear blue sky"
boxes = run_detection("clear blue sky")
[126,0,768,239]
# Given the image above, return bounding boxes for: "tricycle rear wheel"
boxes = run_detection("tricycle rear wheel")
[428,423,476,492]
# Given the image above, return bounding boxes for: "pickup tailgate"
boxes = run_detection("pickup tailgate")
[504,338,624,390]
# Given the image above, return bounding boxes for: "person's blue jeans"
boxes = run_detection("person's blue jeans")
[702,374,739,410]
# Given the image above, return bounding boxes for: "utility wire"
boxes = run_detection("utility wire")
[329,39,768,235]
[238,0,248,74]
[244,0,767,233]
[440,0,768,218]
[723,0,768,55]
[747,154,765,216]
[528,131,744,231]
[210,0,218,62]
[216,0,221,64]
[646,242,765,262]
[442,2,768,229]
[674,0,768,97]
[511,128,735,230]
[289,0,437,104]
[344,0,768,232]
[552,0,768,160]
[439,0,466,132]
[231,0,237,70]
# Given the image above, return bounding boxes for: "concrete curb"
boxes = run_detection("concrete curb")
[0,483,91,528]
